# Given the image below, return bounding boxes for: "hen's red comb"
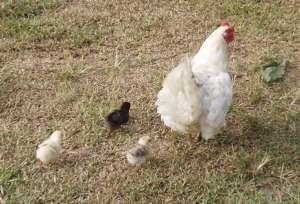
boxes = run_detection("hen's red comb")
[221,20,230,27]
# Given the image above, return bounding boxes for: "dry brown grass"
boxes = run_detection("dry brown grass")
[0,0,299,203]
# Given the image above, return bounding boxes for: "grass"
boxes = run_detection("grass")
[0,0,69,18]
[0,17,102,49]
[0,0,103,50]
[0,0,299,203]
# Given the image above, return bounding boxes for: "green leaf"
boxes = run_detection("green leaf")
[261,59,288,83]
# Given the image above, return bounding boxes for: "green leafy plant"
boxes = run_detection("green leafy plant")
[261,59,288,83]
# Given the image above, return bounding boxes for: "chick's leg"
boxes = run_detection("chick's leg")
[107,126,119,137]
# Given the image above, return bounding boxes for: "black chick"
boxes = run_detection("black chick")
[105,102,130,131]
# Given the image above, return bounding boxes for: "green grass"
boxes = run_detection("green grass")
[0,17,102,49]
[0,162,29,203]
[0,0,104,49]
[0,0,299,203]
[0,0,69,18]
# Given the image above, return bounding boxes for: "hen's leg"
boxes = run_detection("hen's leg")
[197,132,202,142]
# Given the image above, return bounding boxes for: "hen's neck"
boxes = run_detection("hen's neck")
[192,28,229,73]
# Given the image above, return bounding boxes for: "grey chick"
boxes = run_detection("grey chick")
[126,136,151,165]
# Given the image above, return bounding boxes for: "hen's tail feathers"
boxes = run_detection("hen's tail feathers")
[156,56,201,133]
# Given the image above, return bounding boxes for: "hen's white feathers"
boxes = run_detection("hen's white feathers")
[197,71,232,140]
[156,24,233,140]
[36,131,63,164]
[156,57,201,133]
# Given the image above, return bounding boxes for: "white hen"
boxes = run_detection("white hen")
[36,130,63,164]
[156,20,235,140]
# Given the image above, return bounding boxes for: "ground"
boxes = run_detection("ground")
[0,0,299,203]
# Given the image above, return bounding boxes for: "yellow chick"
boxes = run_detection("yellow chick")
[126,136,151,165]
[36,131,63,165]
